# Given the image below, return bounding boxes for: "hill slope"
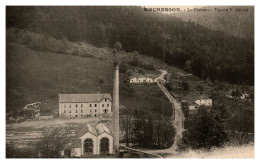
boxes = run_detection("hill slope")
[6,44,172,118]
[6,6,254,85]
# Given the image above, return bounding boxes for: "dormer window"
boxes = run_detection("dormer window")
[105,99,107,102]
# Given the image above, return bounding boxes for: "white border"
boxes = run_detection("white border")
[1,1,259,164]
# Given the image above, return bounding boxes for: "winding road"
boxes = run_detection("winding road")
[142,70,184,155]
[156,70,184,150]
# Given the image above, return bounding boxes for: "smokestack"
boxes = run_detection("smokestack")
[112,61,120,154]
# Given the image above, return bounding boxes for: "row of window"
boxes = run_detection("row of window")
[63,103,110,108]
[64,109,100,113]
[66,114,98,118]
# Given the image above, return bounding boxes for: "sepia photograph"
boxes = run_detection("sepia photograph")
[5,5,254,158]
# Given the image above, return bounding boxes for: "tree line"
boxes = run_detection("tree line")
[7,6,254,85]
[120,107,175,149]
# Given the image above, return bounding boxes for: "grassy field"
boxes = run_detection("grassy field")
[6,44,171,117]
[7,44,114,112]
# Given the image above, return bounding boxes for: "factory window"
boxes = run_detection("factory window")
[107,104,109,107]
[95,104,97,107]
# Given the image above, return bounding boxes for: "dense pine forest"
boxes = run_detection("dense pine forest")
[6,6,254,85]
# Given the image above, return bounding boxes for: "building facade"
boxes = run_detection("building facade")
[58,94,112,118]
[182,91,212,114]
[130,74,157,83]
[69,123,113,157]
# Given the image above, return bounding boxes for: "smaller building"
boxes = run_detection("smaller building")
[225,89,249,100]
[70,123,113,157]
[182,91,212,107]
[182,91,212,115]
[130,73,157,83]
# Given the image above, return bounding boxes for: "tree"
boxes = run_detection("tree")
[181,103,189,118]
[184,60,192,72]
[120,107,132,146]
[114,41,122,52]
[128,86,135,97]
[6,143,15,158]
[181,107,228,150]
[35,128,71,158]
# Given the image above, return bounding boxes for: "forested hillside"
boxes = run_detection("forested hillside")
[6,6,254,85]
[173,6,254,39]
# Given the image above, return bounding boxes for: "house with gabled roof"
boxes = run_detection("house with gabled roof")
[130,73,157,83]
[182,91,212,107]
[58,94,112,118]
[182,91,212,114]
[68,122,113,157]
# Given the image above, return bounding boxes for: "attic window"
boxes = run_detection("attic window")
[105,99,107,102]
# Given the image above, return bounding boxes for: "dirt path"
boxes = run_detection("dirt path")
[157,79,184,150]
[141,70,184,155]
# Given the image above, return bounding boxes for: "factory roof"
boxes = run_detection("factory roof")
[59,94,111,103]
[77,123,112,138]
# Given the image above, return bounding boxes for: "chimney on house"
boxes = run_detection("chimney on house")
[112,61,120,154]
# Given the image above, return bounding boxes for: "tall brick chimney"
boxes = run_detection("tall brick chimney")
[112,61,120,154]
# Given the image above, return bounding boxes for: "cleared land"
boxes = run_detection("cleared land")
[7,44,171,114]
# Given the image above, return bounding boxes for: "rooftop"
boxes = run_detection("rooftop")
[183,91,210,102]
[59,94,111,103]
[77,122,113,138]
